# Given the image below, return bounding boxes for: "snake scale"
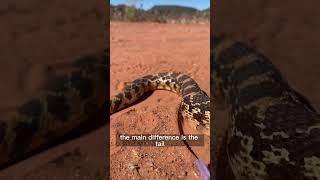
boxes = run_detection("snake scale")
[212,35,320,179]
[0,49,108,168]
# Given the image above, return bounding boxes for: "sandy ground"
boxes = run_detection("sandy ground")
[0,0,108,179]
[110,22,210,179]
[213,0,320,179]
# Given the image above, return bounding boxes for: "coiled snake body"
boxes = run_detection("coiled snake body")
[110,72,210,135]
[212,35,320,179]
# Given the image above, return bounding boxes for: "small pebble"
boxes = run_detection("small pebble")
[177,171,188,179]
[160,171,167,177]
[131,149,139,158]
[128,163,139,171]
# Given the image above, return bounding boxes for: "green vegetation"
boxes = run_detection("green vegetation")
[202,8,210,19]
[123,0,141,21]
[110,3,210,24]
[124,5,137,21]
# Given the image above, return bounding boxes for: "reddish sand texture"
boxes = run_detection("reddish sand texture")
[110,22,210,179]
[213,0,320,179]
[0,0,108,179]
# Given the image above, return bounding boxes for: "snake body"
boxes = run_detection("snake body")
[0,52,210,168]
[110,72,210,134]
[212,35,320,179]
[0,49,108,168]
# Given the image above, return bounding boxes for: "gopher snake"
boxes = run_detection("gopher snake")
[212,35,320,179]
[110,72,210,135]
[0,50,210,169]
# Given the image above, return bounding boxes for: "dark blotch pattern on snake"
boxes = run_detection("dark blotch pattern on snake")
[110,72,210,135]
[212,35,320,179]
[0,49,108,168]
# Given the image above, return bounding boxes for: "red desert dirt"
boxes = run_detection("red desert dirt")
[110,22,210,179]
